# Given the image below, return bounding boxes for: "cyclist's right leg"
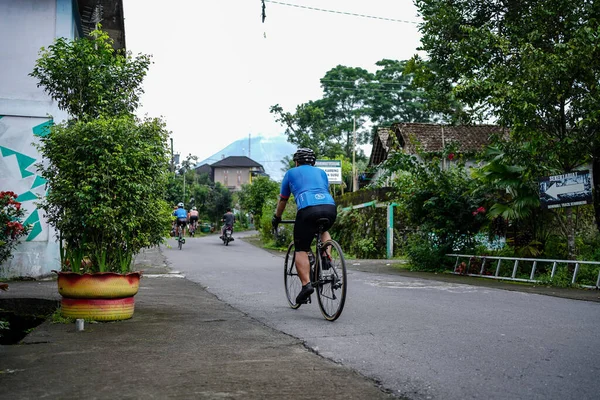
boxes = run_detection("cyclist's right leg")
[293,212,316,304]
[294,251,311,286]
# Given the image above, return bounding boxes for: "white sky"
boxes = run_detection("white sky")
[123,0,423,162]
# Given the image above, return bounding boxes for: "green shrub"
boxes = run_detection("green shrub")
[406,233,453,271]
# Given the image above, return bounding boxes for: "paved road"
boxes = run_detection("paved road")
[165,233,600,400]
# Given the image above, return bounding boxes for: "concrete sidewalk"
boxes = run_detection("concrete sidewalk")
[0,246,396,400]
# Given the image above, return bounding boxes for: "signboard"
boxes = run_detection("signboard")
[538,170,593,209]
[315,160,342,185]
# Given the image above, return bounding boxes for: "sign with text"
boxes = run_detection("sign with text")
[315,160,342,184]
[538,170,593,209]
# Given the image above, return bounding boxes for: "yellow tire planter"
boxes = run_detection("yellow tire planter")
[56,272,141,321]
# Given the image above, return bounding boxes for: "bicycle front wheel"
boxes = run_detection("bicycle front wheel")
[316,240,347,321]
[284,242,302,309]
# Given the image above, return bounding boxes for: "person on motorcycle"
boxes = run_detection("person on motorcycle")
[172,202,188,237]
[220,208,235,241]
[271,148,336,305]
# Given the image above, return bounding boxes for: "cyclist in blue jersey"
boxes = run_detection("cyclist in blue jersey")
[272,148,336,305]
[173,202,188,237]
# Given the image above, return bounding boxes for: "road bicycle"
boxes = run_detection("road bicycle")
[176,225,185,250]
[189,221,197,237]
[279,219,347,321]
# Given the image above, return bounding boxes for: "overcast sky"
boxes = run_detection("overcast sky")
[123,0,423,162]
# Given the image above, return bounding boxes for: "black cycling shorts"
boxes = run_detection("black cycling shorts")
[176,218,187,227]
[294,204,337,252]
[189,216,199,223]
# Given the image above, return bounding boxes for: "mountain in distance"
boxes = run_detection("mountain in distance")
[195,134,296,182]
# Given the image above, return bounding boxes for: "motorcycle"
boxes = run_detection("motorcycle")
[222,225,234,246]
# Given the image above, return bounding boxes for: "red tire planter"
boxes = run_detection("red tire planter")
[56,271,141,321]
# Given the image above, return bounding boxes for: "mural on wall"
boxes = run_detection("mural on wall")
[0,115,52,242]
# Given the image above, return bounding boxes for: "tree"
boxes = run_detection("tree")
[272,61,439,161]
[367,59,436,127]
[31,28,171,273]
[238,176,280,219]
[414,0,600,258]
[270,100,344,159]
[30,28,151,121]
[204,183,233,224]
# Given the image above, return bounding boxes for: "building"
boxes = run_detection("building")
[209,156,267,191]
[368,123,506,184]
[0,1,125,278]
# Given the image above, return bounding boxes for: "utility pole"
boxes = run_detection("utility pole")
[170,138,174,173]
[352,116,358,192]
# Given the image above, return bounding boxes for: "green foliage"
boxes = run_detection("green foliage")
[405,233,453,272]
[331,207,389,259]
[35,116,172,273]
[238,176,280,219]
[30,28,151,121]
[368,59,438,126]
[258,198,296,248]
[271,60,437,161]
[384,150,487,249]
[51,308,74,324]
[414,0,600,236]
[204,183,233,224]
[0,191,30,265]
[538,266,573,288]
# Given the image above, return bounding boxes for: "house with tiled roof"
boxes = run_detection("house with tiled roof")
[368,123,507,184]
[209,156,267,191]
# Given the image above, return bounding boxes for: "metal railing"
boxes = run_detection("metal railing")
[447,254,600,289]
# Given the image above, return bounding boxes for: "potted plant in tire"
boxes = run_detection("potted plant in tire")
[31,29,172,321]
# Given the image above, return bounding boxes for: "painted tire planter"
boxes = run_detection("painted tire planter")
[60,297,135,321]
[56,271,141,321]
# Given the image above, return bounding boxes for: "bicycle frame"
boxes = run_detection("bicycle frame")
[280,219,347,321]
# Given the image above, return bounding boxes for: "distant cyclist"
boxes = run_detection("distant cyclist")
[272,148,336,305]
[188,206,199,232]
[172,202,188,237]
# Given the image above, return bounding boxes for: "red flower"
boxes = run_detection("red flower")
[472,211,478,216]
[477,206,486,213]
[448,153,455,161]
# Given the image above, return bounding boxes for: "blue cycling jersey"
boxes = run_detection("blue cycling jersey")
[280,165,335,210]
[173,208,187,219]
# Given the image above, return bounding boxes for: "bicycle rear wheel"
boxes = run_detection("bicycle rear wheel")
[316,240,347,321]
[284,242,302,309]
[178,230,183,250]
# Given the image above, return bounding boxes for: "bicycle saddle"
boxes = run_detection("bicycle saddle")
[316,218,331,233]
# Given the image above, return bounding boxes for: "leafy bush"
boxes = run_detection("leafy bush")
[0,191,30,265]
[405,232,453,271]
[30,28,172,274]
[36,117,172,273]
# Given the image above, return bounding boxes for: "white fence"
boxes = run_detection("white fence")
[447,254,600,289]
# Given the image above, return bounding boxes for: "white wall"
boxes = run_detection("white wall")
[0,0,77,278]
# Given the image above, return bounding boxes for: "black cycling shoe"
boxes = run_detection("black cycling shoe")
[295,283,314,305]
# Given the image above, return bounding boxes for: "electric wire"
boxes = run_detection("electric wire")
[264,0,419,25]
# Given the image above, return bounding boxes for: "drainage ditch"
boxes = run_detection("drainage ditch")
[0,298,59,345]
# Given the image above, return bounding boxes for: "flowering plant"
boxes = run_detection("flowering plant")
[0,191,30,265]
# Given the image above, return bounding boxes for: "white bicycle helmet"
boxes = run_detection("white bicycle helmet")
[177,202,184,207]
